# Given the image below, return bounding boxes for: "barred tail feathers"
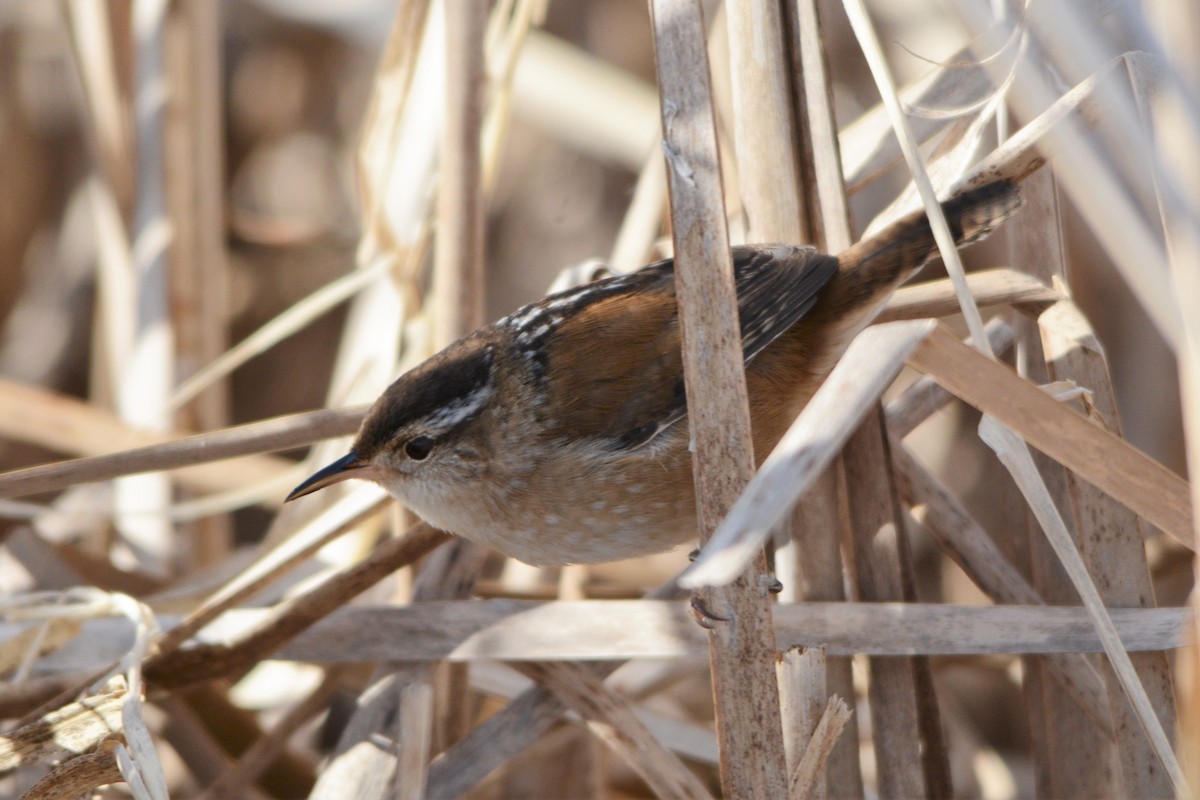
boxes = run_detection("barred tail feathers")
[835,180,1023,303]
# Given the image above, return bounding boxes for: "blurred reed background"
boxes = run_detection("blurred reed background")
[0,0,1195,798]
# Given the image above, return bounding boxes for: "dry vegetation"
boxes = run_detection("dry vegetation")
[0,0,1197,798]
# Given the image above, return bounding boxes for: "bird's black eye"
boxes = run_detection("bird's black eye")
[404,435,435,461]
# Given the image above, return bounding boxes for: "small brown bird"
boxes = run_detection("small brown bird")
[288,181,1021,566]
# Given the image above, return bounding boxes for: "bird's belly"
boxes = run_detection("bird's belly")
[497,490,696,566]
[464,441,699,566]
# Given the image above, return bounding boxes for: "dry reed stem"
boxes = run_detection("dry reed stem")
[1039,300,1175,790]
[433,0,487,346]
[786,0,850,248]
[395,683,435,800]
[724,0,805,243]
[0,404,364,500]
[648,0,787,795]
[1013,281,1122,794]
[843,406,944,797]
[114,0,174,581]
[62,0,134,207]
[162,0,228,472]
[877,267,1057,321]
[780,5,862,792]
[27,601,1190,668]
[982,417,1187,795]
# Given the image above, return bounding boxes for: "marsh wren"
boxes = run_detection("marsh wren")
[288,181,1021,566]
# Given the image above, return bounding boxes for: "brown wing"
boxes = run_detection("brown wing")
[542,270,683,448]
[542,246,838,451]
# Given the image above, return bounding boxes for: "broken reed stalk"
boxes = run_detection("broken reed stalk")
[648,0,788,796]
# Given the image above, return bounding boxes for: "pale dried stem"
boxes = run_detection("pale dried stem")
[18,601,1193,669]
[0,404,364,500]
[648,0,787,795]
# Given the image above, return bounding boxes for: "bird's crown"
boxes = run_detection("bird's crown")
[353,333,495,460]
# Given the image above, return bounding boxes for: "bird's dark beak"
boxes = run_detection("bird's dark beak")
[286,452,371,502]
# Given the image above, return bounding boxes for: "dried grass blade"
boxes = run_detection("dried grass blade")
[19,744,124,800]
[885,317,1015,438]
[978,416,1188,797]
[958,0,1183,349]
[683,319,936,588]
[0,679,125,771]
[843,0,991,352]
[908,326,1193,547]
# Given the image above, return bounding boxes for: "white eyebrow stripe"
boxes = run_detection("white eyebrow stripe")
[422,383,493,433]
